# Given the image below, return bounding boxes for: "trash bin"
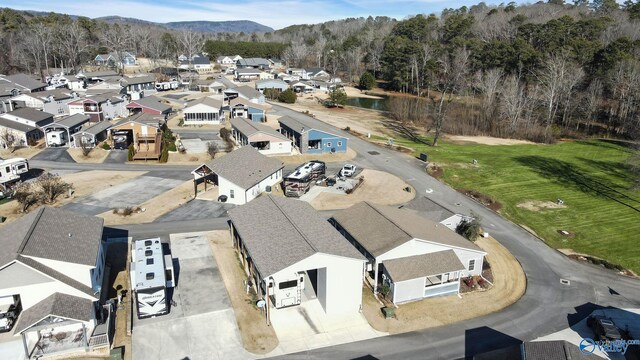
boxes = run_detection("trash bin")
[218,195,228,203]
[419,153,428,162]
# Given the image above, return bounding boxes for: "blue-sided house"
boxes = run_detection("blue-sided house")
[229,97,268,122]
[278,115,348,154]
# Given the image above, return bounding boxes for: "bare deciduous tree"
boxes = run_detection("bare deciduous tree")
[79,138,92,157]
[0,128,19,153]
[99,24,132,74]
[36,172,72,204]
[207,141,219,159]
[475,68,504,124]
[58,22,88,72]
[13,182,41,212]
[429,48,470,146]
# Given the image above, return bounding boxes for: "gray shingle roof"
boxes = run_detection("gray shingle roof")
[231,117,288,140]
[0,207,104,267]
[46,114,90,129]
[122,75,155,86]
[229,97,268,110]
[231,86,263,100]
[28,89,75,101]
[3,74,47,91]
[383,250,465,282]
[201,146,284,189]
[237,58,270,67]
[127,96,172,113]
[192,54,211,65]
[75,120,113,136]
[3,107,54,123]
[278,116,306,134]
[0,116,38,133]
[332,202,483,257]
[14,292,94,333]
[523,341,591,360]
[185,97,223,110]
[113,112,163,128]
[228,195,365,277]
[236,68,262,75]
[402,197,457,223]
[255,79,289,88]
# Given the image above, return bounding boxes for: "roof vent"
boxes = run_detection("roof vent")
[68,233,72,238]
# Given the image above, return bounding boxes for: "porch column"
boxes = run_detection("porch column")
[373,260,379,293]
[193,177,198,198]
[83,323,88,351]
[21,332,29,359]
[230,224,235,248]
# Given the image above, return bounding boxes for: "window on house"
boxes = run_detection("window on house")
[468,259,476,271]
[337,141,342,147]
[146,272,155,280]
[326,142,332,147]
[144,249,152,257]
[230,189,235,198]
[146,258,154,265]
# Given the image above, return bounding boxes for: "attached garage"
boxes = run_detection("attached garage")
[228,195,365,319]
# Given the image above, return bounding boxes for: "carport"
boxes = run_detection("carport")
[227,195,366,325]
[190,163,218,197]
[41,114,90,147]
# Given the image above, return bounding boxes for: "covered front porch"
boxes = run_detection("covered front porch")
[377,250,466,305]
[191,163,219,198]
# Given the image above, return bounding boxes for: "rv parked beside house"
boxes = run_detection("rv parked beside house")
[228,195,366,318]
[130,238,174,319]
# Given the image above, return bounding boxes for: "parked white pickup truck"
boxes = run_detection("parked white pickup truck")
[341,164,357,177]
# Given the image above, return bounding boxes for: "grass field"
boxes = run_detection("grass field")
[381,136,640,274]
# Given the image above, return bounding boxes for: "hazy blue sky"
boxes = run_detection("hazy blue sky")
[0,0,524,29]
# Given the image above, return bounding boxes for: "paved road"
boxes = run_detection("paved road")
[31,147,76,163]
[41,103,640,359]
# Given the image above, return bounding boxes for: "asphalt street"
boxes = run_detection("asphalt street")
[34,102,640,359]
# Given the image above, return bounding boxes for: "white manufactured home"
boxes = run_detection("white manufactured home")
[130,238,174,319]
[228,195,366,322]
[331,202,487,305]
[191,146,284,205]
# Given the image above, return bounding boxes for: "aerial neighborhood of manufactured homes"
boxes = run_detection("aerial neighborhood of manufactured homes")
[0,2,639,360]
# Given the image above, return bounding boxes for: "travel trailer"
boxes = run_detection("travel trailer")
[0,295,21,333]
[283,160,326,197]
[45,130,68,147]
[268,273,305,308]
[130,238,175,319]
[0,157,29,189]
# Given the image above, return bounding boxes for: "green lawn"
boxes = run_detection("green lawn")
[384,136,640,274]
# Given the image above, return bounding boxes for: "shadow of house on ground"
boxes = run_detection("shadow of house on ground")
[515,156,640,213]
[464,326,522,359]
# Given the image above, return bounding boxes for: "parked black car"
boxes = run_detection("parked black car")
[587,315,622,341]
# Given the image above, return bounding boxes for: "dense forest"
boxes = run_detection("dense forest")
[1,2,639,142]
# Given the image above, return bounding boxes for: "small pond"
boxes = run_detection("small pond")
[345,96,390,111]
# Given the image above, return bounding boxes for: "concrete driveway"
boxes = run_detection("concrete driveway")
[31,147,76,163]
[63,176,184,215]
[132,233,247,360]
[103,150,128,164]
[266,297,383,356]
[0,338,24,360]
[155,199,234,222]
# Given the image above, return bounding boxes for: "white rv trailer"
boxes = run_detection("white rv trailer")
[267,273,305,308]
[45,130,68,147]
[0,157,29,188]
[130,238,175,319]
[283,160,326,197]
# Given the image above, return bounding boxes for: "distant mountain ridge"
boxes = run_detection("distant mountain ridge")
[17,11,274,33]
